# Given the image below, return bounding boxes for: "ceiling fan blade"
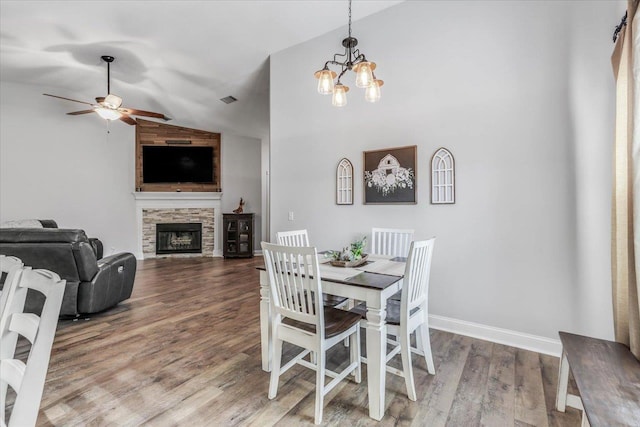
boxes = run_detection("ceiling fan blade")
[119,107,171,121]
[119,114,137,125]
[67,110,96,115]
[43,94,93,106]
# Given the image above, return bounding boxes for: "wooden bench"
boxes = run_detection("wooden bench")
[556,331,640,427]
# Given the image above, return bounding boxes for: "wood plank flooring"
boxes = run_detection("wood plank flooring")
[10,257,582,426]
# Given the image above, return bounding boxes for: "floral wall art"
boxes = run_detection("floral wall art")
[363,145,417,204]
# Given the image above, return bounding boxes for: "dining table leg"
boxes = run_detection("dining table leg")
[365,296,388,421]
[259,270,272,372]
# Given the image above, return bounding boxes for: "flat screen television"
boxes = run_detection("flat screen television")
[142,146,214,184]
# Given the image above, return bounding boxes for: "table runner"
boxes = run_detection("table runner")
[317,253,405,278]
[355,257,406,277]
[355,261,405,277]
[318,263,363,281]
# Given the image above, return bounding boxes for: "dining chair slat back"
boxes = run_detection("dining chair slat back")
[404,238,435,312]
[276,229,348,309]
[276,229,310,247]
[0,268,65,427]
[0,256,24,317]
[263,242,322,327]
[371,228,414,258]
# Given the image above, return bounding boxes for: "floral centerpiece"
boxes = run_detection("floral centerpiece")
[326,236,368,267]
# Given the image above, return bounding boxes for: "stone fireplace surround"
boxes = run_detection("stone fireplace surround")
[133,192,222,259]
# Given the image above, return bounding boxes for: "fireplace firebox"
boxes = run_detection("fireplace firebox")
[156,223,202,255]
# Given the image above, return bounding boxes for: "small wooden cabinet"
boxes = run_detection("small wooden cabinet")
[223,213,254,258]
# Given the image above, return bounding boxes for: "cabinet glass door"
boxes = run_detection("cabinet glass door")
[238,220,250,253]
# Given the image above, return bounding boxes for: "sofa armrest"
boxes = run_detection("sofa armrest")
[77,252,136,314]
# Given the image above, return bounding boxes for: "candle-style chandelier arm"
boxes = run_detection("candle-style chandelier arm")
[351,49,366,65]
[329,49,348,66]
[335,67,349,83]
[325,53,366,71]
[321,49,368,85]
[325,46,365,67]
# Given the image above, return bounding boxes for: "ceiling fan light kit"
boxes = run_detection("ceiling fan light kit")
[314,0,383,107]
[95,108,122,120]
[102,94,123,109]
[43,55,170,126]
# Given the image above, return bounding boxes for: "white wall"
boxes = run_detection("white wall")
[269,1,624,341]
[261,137,270,247]
[0,81,262,254]
[221,132,263,249]
[0,81,138,255]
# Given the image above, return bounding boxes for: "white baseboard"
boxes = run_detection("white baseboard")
[428,314,562,357]
[253,250,263,256]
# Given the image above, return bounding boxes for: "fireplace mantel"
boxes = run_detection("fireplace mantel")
[133,192,222,202]
[133,192,223,259]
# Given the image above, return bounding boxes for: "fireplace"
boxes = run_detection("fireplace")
[156,223,202,255]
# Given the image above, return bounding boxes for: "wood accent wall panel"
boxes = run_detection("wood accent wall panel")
[135,119,221,192]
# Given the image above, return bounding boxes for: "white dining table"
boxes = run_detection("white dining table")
[258,254,406,421]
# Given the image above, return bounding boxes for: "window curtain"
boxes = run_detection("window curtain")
[611,0,640,359]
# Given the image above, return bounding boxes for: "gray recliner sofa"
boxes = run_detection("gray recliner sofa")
[0,223,136,316]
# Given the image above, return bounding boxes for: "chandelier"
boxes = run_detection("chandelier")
[314,0,383,107]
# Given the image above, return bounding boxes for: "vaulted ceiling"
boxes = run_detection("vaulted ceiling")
[0,0,402,140]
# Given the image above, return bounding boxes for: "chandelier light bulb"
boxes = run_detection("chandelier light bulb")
[354,62,375,88]
[314,68,336,95]
[332,83,349,107]
[364,79,384,103]
[95,107,122,121]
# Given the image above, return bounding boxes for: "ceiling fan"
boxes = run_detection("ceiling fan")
[43,55,171,125]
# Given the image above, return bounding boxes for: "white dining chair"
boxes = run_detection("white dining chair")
[0,256,24,317]
[0,267,66,427]
[276,229,348,309]
[276,229,310,247]
[371,227,415,258]
[371,228,414,302]
[261,242,361,424]
[351,238,436,401]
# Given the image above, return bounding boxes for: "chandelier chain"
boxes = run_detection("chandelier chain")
[348,0,352,39]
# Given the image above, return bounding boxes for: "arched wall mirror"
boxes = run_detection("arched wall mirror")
[336,158,354,205]
[431,148,455,204]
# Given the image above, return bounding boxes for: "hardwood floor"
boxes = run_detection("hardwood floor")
[13,257,581,426]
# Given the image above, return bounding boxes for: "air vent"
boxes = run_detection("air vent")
[220,96,238,104]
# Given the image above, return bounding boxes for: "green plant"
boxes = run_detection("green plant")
[327,236,367,262]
